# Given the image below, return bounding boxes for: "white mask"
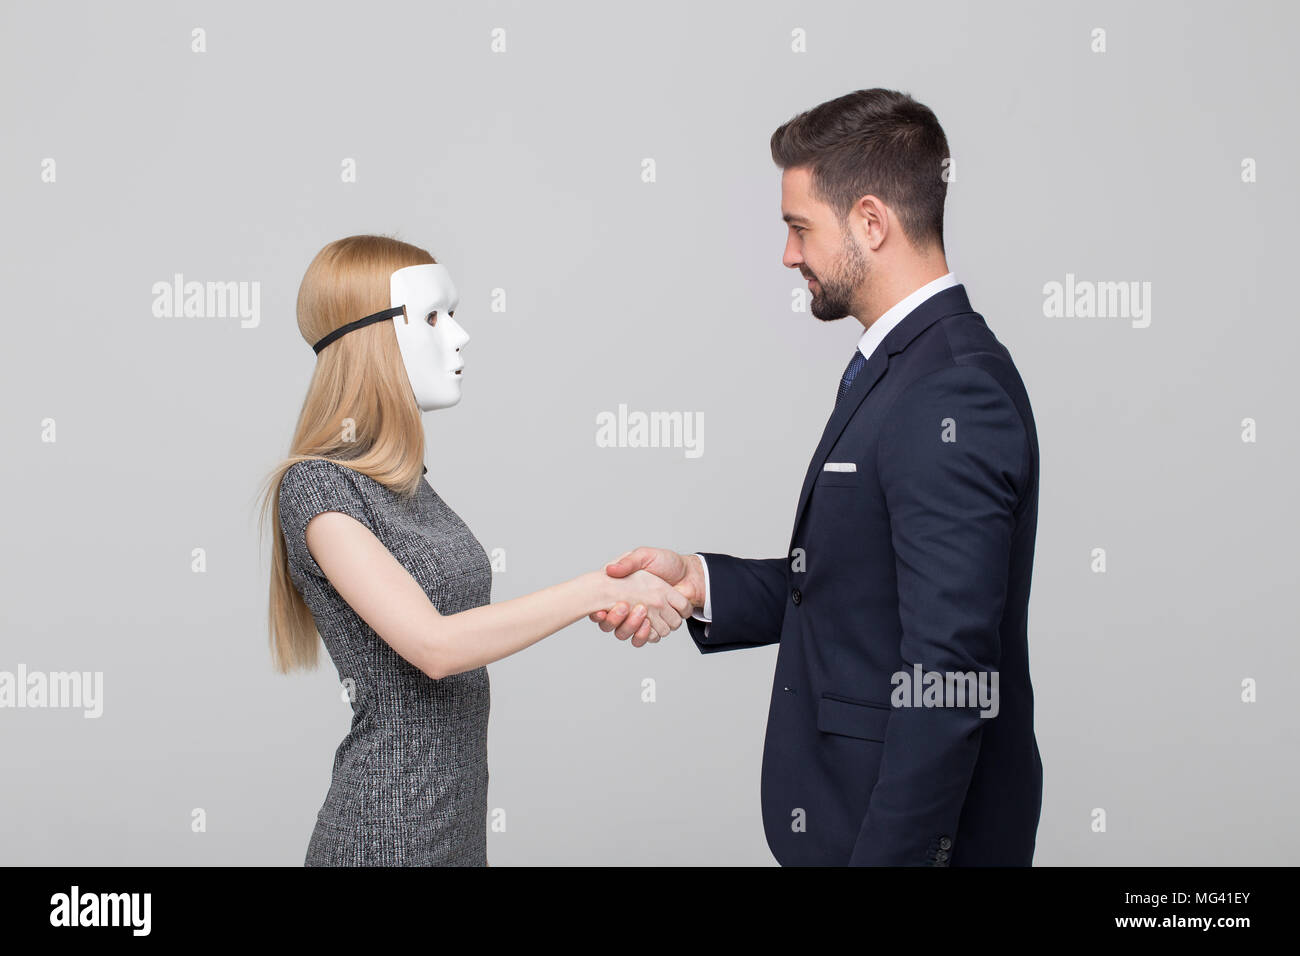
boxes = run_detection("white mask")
[389,264,468,412]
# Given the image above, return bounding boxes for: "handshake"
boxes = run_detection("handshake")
[587,547,707,648]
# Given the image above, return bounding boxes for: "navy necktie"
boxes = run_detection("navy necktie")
[836,348,868,409]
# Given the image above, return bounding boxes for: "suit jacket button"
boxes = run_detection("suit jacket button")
[791,588,802,605]
[939,836,952,850]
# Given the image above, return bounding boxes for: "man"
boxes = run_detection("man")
[593,88,1043,866]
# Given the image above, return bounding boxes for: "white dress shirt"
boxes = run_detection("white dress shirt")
[691,273,959,629]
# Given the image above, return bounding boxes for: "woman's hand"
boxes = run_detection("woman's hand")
[604,569,693,647]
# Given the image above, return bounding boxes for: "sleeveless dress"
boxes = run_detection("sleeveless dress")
[278,457,492,866]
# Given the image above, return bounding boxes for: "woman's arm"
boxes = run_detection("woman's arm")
[304,511,692,679]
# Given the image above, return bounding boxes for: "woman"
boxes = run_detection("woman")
[258,234,691,866]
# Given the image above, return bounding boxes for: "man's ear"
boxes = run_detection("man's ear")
[856,194,889,251]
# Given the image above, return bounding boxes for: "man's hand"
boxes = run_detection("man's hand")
[590,548,706,646]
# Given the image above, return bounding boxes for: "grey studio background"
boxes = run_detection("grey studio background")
[1,0,1296,866]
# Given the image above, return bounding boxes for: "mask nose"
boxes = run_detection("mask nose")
[444,312,469,349]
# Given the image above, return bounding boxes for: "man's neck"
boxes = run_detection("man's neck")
[857,256,950,329]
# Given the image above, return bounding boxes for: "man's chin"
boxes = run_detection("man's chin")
[811,306,849,322]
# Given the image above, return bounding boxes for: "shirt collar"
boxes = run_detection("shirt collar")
[856,272,959,362]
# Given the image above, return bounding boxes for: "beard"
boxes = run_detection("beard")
[808,224,867,322]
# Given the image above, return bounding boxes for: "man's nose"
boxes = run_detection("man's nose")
[782,239,802,269]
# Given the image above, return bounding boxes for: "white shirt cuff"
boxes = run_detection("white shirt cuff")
[691,553,712,631]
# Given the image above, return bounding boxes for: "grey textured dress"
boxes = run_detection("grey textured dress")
[278,457,491,866]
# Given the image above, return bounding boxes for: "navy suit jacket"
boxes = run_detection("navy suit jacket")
[686,284,1043,866]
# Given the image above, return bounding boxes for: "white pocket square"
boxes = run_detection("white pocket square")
[823,462,857,472]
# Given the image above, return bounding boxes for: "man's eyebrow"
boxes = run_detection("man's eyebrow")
[782,212,812,225]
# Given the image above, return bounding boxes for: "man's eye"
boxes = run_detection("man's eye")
[449,310,455,318]
[426,311,438,326]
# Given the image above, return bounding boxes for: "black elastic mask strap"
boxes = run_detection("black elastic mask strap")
[312,305,407,354]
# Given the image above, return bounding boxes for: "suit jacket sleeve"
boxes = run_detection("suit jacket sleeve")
[849,365,1028,865]
[685,553,788,654]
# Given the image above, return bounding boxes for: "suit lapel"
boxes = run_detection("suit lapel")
[786,284,974,550]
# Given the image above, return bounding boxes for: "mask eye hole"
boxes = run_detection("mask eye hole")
[449,310,455,318]
[426,311,438,327]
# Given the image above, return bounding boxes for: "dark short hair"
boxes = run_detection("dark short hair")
[770,89,949,251]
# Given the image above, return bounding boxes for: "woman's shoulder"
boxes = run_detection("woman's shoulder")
[277,459,385,576]
[278,458,376,510]
[283,456,361,487]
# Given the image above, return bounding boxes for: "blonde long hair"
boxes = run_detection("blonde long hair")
[257,234,436,673]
